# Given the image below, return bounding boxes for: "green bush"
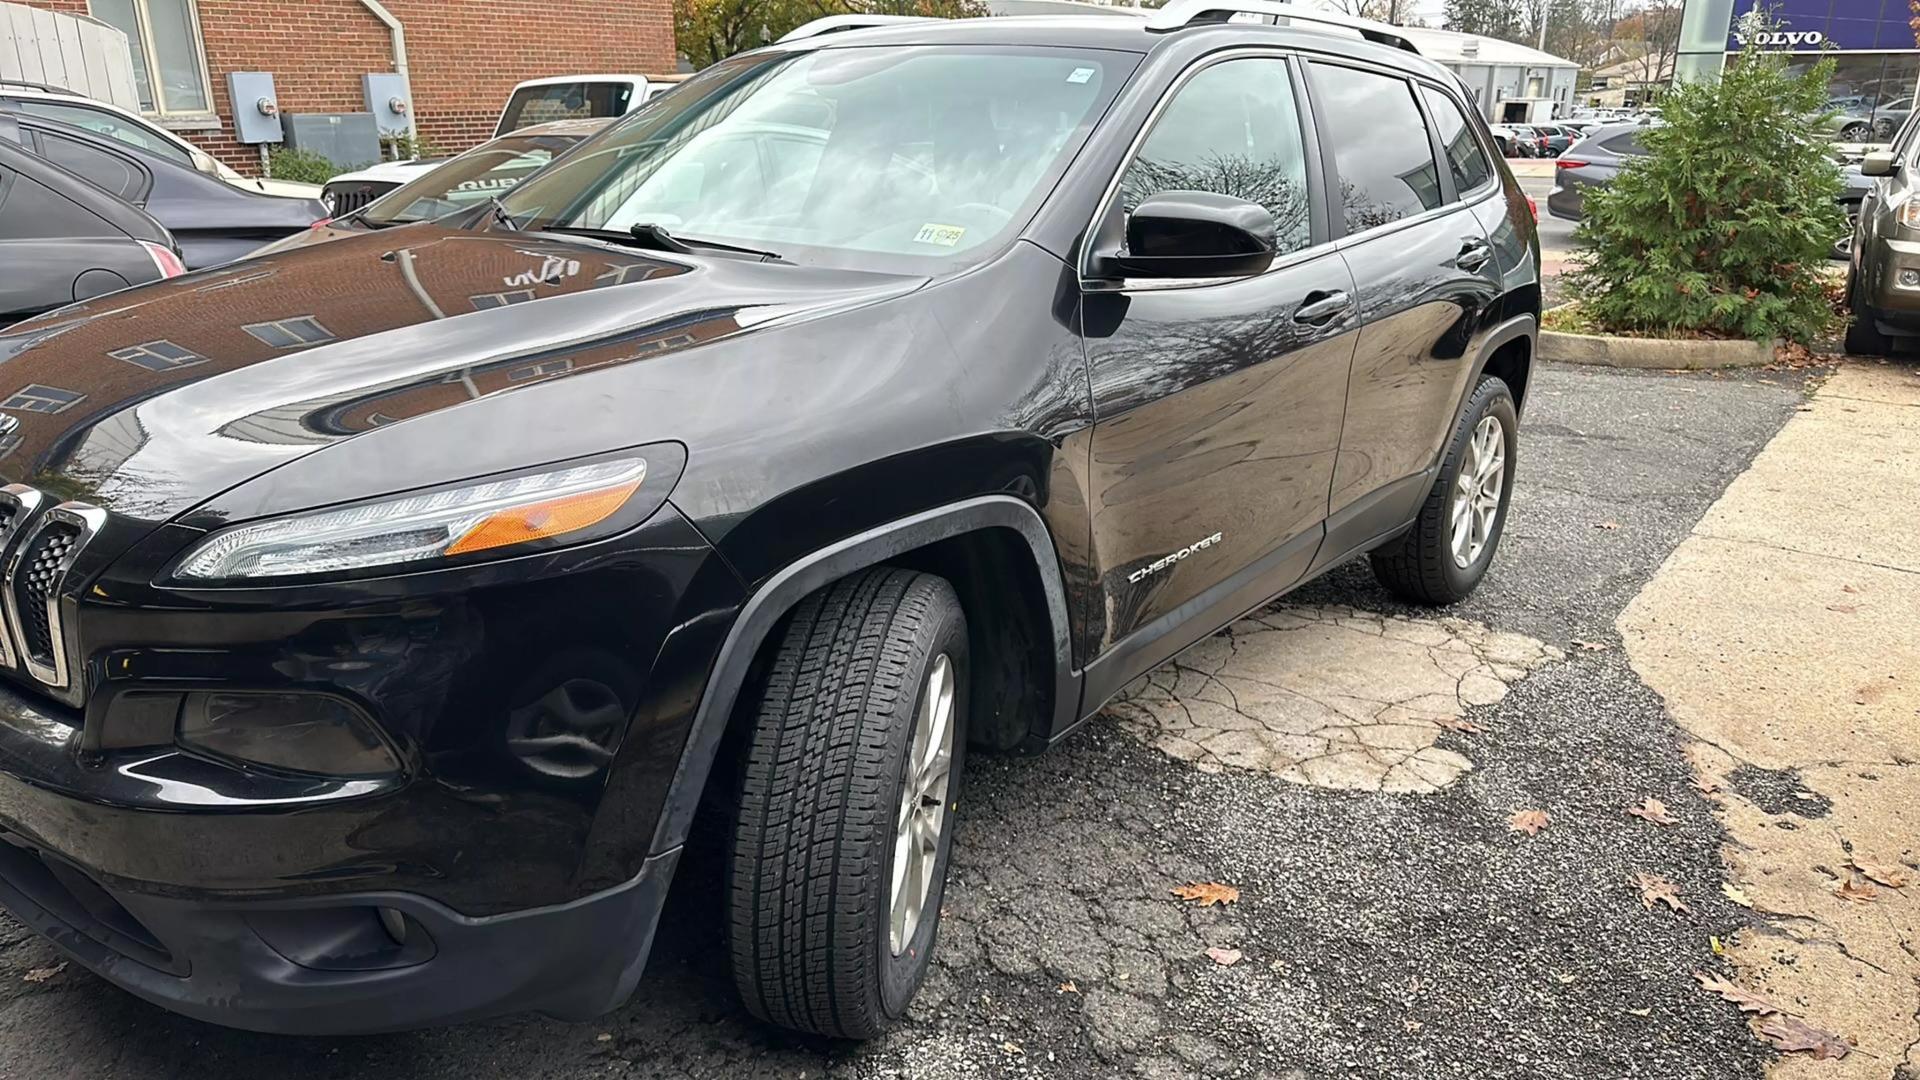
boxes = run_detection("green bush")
[266,147,341,185]
[1567,14,1845,344]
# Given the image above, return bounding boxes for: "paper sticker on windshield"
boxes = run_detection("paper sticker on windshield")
[1067,67,1095,84]
[914,223,967,247]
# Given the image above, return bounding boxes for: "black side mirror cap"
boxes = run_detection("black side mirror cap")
[1861,150,1899,177]
[1089,190,1278,281]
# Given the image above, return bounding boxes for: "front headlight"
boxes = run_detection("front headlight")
[174,456,649,582]
[1901,199,1920,229]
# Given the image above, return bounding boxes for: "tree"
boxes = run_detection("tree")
[1324,0,1395,21]
[1617,0,1681,85]
[675,0,988,70]
[1443,0,1523,40]
[1566,15,1845,343]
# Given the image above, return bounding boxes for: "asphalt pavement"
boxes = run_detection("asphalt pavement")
[0,361,1818,1079]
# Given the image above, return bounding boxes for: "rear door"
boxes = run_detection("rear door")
[1079,53,1359,691]
[1307,60,1502,546]
[0,157,148,323]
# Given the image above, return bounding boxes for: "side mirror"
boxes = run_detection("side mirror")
[1861,150,1899,177]
[1092,191,1277,280]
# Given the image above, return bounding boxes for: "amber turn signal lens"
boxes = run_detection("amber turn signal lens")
[445,477,645,556]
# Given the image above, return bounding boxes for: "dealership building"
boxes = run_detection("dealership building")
[1678,0,1919,137]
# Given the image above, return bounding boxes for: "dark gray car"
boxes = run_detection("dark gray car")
[1548,121,1869,257]
[0,139,181,327]
[0,113,326,270]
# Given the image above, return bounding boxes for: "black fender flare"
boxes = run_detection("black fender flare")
[1462,312,1536,416]
[647,494,1079,856]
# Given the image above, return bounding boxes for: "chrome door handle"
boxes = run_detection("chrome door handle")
[1457,241,1494,272]
[1293,290,1352,324]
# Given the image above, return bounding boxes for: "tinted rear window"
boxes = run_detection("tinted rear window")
[1420,84,1493,194]
[1309,62,1444,233]
[498,82,635,133]
[0,164,119,240]
[1600,130,1645,155]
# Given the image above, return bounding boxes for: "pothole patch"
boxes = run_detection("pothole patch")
[1105,604,1563,793]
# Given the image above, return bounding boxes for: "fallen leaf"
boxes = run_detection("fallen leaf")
[1710,935,1727,955]
[595,1033,613,1043]
[1842,584,1859,593]
[1571,639,1609,651]
[1628,1007,1652,1017]
[1402,1019,1423,1033]
[1205,947,1244,967]
[1721,883,1753,908]
[1849,859,1913,889]
[1634,872,1690,913]
[1694,970,1786,1016]
[20,962,63,984]
[1754,1014,1853,1059]
[1057,981,1078,994]
[1508,809,1551,835]
[1594,521,1622,531]
[1000,1041,1025,1056]
[1552,972,1577,984]
[1171,882,1240,908]
[1691,776,1720,795]
[1431,716,1482,733]
[1627,797,1678,826]
[1834,877,1879,904]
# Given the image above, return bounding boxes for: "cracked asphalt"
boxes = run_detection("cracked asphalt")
[0,361,1818,1078]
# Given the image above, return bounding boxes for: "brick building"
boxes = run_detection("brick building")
[18,0,676,174]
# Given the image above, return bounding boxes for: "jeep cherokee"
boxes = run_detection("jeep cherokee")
[0,0,1537,1037]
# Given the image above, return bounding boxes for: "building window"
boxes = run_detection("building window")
[508,359,572,382]
[89,0,215,117]
[109,339,207,371]
[244,317,335,349]
[1,385,85,414]
[471,290,538,311]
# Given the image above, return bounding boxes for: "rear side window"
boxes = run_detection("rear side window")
[1309,63,1443,234]
[1419,85,1493,194]
[498,82,635,133]
[38,132,149,203]
[12,100,194,167]
[1120,58,1312,255]
[1600,130,1645,155]
[0,166,119,240]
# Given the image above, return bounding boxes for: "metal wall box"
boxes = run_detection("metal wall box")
[227,72,283,144]
[280,113,381,167]
[361,73,414,137]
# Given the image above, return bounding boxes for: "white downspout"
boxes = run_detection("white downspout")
[355,0,418,142]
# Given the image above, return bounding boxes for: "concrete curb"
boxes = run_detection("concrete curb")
[1539,306,1779,369]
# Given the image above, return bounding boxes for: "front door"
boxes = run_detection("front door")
[1079,54,1358,698]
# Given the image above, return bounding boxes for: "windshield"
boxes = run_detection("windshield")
[497,81,636,135]
[360,133,580,226]
[496,46,1136,271]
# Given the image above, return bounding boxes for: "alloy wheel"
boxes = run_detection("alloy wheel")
[1449,416,1506,569]
[890,652,956,955]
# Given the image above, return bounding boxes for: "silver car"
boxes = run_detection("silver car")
[1846,112,1920,353]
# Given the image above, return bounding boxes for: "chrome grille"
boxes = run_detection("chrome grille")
[0,495,105,701]
[14,524,77,666]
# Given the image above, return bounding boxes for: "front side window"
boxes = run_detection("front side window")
[499,46,1134,271]
[1419,84,1493,195]
[360,136,575,227]
[89,0,214,116]
[1119,58,1311,257]
[1309,63,1444,234]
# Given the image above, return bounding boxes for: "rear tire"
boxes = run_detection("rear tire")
[1370,376,1518,606]
[727,567,968,1039]
[1846,276,1893,356]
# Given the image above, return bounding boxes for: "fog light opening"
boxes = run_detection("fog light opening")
[377,906,408,945]
[1901,269,1920,288]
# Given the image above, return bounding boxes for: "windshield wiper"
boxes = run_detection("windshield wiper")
[626,222,783,262]
[487,196,521,232]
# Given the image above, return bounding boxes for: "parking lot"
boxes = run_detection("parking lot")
[0,358,1838,1079]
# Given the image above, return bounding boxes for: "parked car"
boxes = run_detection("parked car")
[0,113,327,269]
[0,2,1537,1038]
[1548,122,1867,258]
[311,118,607,225]
[494,73,689,137]
[0,140,183,326]
[1538,125,1579,156]
[0,79,321,200]
[1843,112,1920,353]
[1488,123,1529,156]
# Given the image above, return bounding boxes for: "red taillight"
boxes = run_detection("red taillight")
[1557,159,1589,170]
[1525,196,1538,220]
[139,240,186,279]
[310,217,333,230]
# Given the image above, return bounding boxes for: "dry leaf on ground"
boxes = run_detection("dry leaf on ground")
[20,962,63,984]
[1508,809,1551,835]
[1754,1014,1853,1060]
[1721,883,1753,908]
[1594,521,1622,531]
[1057,981,1078,994]
[1205,947,1243,967]
[1627,797,1678,826]
[1000,1041,1025,1056]
[1431,716,1482,733]
[1834,877,1879,903]
[1693,971,1786,1016]
[1849,859,1913,889]
[1571,640,1609,651]
[1691,776,1719,796]
[1171,882,1240,907]
[1634,872,1690,913]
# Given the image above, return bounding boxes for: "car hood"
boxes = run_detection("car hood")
[327,160,443,185]
[0,226,923,527]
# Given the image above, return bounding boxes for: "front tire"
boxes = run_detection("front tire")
[727,568,968,1039]
[1845,274,1893,356]
[1370,376,1518,605]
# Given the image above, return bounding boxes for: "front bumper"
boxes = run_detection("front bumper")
[1866,235,1920,322]
[0,672,684,1034]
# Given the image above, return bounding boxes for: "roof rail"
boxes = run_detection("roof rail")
[0,79,81,96]
[1145,0,1420,54]
[775,14,935,43]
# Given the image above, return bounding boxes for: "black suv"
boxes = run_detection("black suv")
[0,2,1537,1038]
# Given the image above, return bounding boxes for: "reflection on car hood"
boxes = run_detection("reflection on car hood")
[0,226,922,525]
